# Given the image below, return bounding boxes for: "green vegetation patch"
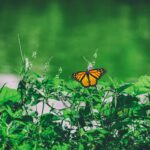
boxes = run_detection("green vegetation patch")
[0,69,149,149]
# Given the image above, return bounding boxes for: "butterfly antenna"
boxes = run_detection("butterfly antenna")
[18,34,24,64]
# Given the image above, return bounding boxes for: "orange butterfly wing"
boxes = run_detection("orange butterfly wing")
[89,68,105,79]
[81,73,99,87]
[81,74,90,87]
[72,68,106,87]
[73,71,90,87]
[72,71,86,82]
[88,74,97,86]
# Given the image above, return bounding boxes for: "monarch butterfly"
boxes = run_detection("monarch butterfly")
[72,68,106,87]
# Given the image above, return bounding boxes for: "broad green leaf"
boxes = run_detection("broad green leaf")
[116,83,133,93]
[125,76,150,95]
[0,87,20,105]
[18,143,32,150]
[79,144,84,150]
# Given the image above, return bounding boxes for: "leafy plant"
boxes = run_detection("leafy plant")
[0,62,149,150]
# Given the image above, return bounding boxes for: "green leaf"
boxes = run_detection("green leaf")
[86,128,108,135]
[0,87,20,105]
[125,76,150,95]
[79,144,84,150]
[116,83,133,93]
[18,143,32,150]
[20,115,33,123]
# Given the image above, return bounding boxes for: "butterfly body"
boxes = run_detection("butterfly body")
[72,68,106,87]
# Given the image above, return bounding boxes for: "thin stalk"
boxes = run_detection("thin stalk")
[18,34,24,64]
[41,100,45,115]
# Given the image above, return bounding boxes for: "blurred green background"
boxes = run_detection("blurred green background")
[0,0,150,81]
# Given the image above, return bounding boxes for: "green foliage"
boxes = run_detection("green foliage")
[0,86,20,105]
[125,76,150,95]
[0,70,150,149]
